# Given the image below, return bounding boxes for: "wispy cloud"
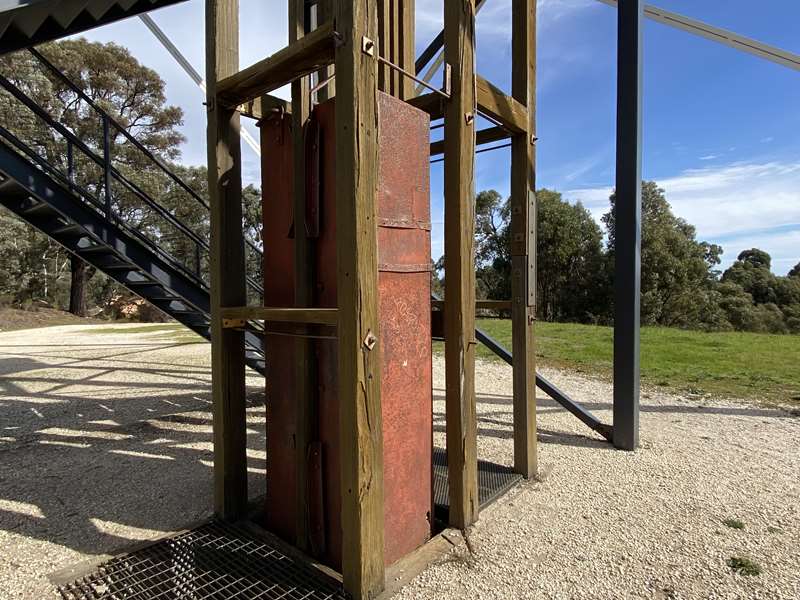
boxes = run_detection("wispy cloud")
[566,160,800,273]
[699,154,719,161]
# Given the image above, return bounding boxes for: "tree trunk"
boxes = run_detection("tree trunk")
[69,254,93,317]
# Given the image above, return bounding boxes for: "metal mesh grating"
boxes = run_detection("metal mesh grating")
[432,446,522,521]
[57,520,346,600]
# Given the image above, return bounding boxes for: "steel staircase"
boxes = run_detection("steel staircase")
[0,0,187,55]
[0,47,267,374]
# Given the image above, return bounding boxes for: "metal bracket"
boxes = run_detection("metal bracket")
[363,330,378,350]
[222,318,246,329]
[361,36,375,57]
[442,63,452,96]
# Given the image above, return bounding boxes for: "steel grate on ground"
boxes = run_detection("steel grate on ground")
[57,520,346,600]
[432,446,522,521]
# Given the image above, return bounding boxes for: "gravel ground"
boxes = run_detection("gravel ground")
[1,323,798,599]
[399,361,800,599]
[0,323,264,600]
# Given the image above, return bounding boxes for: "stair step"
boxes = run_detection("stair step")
[21,202,56,217]
[51,223,85,237]
[77,245,114,255]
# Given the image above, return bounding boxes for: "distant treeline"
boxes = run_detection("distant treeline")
[433,182,800,334]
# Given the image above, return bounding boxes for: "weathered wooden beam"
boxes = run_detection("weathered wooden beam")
[205,0,248,520]
[220,306,338,326]
[443,0,479,530]
[406,78,525,133]
[407,91,443,117]
[315,0,335,101]
[430,125,509,157]
[400,0,415,100]
[510,0,538,479]
[334,1,385,598]
[477,74,527,133]
[238,94,290,120]
[431,300,512,311]
[216,20,336,107]
[509,0,538,479]
[289,0,316,555]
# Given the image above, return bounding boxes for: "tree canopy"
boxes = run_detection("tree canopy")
[0,39,262,318]
[458,182,799,334]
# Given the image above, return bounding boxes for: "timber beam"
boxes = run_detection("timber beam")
[205,0,248,521]
[430,125,509,157]
[443,0,479,531]
[334,1,385,598]
[510,0,538,479]
[220,306,338,326]
[407,75,527,134]
[216,20,337,106]
[238,94,291,120]
[431,300,511,311]
[476,75,528,133]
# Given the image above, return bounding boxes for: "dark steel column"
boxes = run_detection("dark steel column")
[613,0,642,451]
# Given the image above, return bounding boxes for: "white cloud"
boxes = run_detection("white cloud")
[698,154,719,160]
[566,160,800,274]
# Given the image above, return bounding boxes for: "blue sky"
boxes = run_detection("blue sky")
[73,0,800,274]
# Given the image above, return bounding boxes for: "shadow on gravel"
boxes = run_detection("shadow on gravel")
[0,341,266,566]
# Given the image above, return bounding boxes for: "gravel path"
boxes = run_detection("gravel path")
[399,361,800,599]
[1,323,798,599]
[0,323,264,600]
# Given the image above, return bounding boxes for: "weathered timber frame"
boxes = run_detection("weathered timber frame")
[206,0,539,596]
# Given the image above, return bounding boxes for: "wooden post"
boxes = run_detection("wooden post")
[334,1,385,598]
[205,0,248,520]
[399,0,415,100]
[315,0,335,101]
[443,0,479,529]
[289,0,316,553]
[510,0,538,478]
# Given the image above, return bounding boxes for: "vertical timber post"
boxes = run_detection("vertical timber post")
[315,0,335,101]
[334,1,386,598]
[399,0,415,100]
[290,0,315,553]
[613,0,642,451]
[443,0,479,529]
[205,0,248,519]
[510,0,538,479]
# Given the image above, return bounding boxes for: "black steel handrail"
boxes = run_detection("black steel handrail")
[0,58,264,302]
[0,122,212,289]
[29,47,211,211]
[28,47,265,272]
[0,73,210,250]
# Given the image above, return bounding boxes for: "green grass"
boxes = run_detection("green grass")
[727,556,762,576]
[462,319,800,405]
[722,518,745,530]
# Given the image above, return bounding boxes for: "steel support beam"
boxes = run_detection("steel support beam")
[612,0,642,451]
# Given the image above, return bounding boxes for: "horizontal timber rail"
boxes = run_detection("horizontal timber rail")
[409,75,527,134]
[475,75,527,133]
[432,300,512,311]
[238,94,291,120]
[220,306,338,327]
[430,126,510,157]
[216,21,337,107]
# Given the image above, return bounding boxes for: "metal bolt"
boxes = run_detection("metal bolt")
[361,36,375,56]
[363,330,378,350]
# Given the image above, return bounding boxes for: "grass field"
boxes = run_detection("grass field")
[72,318,800,406]
[469,319,800,405]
